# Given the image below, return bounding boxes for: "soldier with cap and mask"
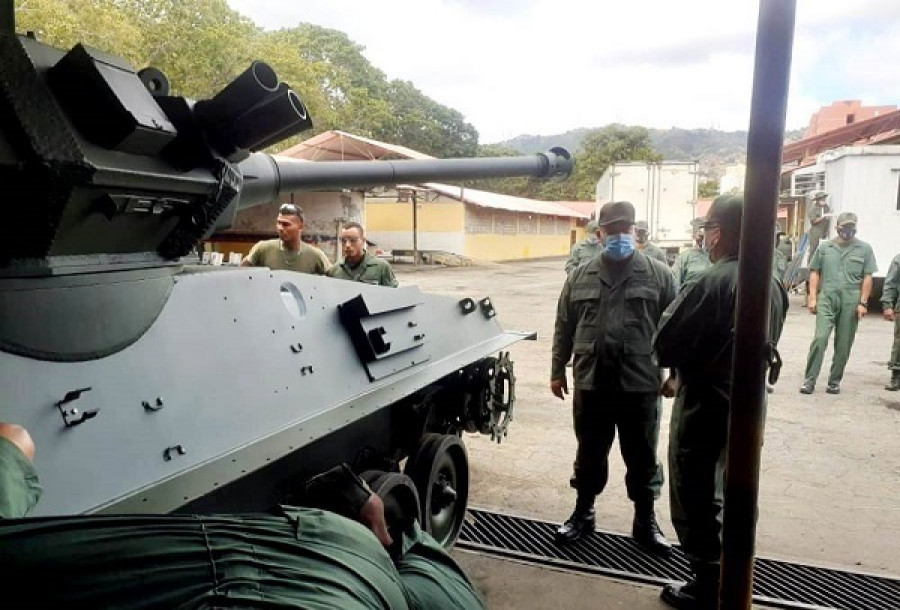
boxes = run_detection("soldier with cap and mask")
[653,194,788,609]
[635,221,670,265]
[551,200,676,555]
[800,211,877,395]
[671,218,711,291]
[565,219,603,274]
[806,190,831,259]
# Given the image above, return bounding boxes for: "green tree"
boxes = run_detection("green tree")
[564,125,662,200]
[698,179,719,198]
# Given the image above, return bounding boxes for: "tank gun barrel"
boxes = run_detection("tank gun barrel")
[235,148,574,211]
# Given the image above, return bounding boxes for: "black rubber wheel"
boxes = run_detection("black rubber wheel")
[403,433,470,548]
[360,470,420,543]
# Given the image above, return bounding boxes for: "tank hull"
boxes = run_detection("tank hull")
[0,266,526,516]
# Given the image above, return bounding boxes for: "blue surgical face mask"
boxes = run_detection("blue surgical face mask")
[837,226,856,240]
[604,233,635,260]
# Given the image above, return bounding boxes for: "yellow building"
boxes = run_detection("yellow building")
[207,130,592,263]
[367,183,589,262]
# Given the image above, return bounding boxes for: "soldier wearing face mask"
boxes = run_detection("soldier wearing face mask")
[565,220,603,274]
[653,194,788,608]
[800,211,877,395]
[634,221,669,265]
[550,201,676,554]
[672,218,711,291]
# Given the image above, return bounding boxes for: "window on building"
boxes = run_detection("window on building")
[846,114,855,125]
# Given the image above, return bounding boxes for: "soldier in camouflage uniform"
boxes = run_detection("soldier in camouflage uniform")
[882,253,900,391]
[565,219,602,274]
[671,218,711,291]
[635,221,669,265]
[327,222,399,287]
[551,201,675,554]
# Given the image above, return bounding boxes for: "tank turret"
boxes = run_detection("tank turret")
[0,32,572,276]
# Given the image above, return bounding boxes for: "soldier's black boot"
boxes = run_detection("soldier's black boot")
[555,494,595,544]
[661,562,719,609]
[632,501,672,555]
[886,370,900,391]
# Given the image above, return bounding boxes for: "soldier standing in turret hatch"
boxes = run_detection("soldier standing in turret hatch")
[551,201,675,555]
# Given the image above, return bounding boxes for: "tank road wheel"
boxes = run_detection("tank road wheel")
[404,433,470,548]
[360,470,421,543]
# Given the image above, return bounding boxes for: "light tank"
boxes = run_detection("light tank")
[0,26,573,546]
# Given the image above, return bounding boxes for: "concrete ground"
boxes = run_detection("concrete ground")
[394,258,900,608]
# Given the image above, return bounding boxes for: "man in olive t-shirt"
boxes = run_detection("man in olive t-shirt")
[241,203,328,275]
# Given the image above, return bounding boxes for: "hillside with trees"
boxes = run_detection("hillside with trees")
[496,126,806,181]
[16,0,479,158]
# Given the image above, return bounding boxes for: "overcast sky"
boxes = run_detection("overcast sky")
[225,0,899,143]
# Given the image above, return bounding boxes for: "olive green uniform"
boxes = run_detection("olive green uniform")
[639,242,669,266]
[565,237,603,274]
[882,253,900,372]
[802,238,878,388]
[774,248,788,284]
[552,252,676,502]
[653,256,788,566]
[671,247,711,291]
[327,251,399,287]
[244,239,328,274]
[807,203,831,258]
[0,441,482,610]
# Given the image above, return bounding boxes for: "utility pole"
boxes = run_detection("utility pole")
[720,1,796,608]
[411,190,419,267]
[1,0,14,35]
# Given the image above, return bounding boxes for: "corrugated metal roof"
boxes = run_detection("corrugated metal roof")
[276,131,590,218]
[279,130,433,161]
[415,183,588,218]
[782,109,900,167]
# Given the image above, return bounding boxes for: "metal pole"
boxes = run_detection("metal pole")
[1,0,14,35]
[721,1,795,608]
[412,190,419,267]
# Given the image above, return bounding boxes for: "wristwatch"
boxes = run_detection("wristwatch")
[859,301,868,308]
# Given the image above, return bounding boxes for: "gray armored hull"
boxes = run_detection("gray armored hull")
[1,268,526,517]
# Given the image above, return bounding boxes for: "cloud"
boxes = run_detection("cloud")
[225,0,899,142]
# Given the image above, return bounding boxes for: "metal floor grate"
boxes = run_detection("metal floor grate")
[458,508,900,610]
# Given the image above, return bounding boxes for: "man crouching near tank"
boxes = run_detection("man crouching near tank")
[550,200,676,555]
[0,422,483,609]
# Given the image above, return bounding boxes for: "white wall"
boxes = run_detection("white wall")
[596,162,699,247]
[821,146,900,276]
[720,163,746,194]
[365,230,466,254]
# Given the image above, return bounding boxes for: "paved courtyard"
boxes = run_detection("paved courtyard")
[395,257,899,607]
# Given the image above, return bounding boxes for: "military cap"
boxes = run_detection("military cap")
[807,190,828,201]
[597,201,636,227]
[586,219,599,233]
[836,211,858,226]
[635,220,649,231]
[690,217,705,229]
[702,194,743,236]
